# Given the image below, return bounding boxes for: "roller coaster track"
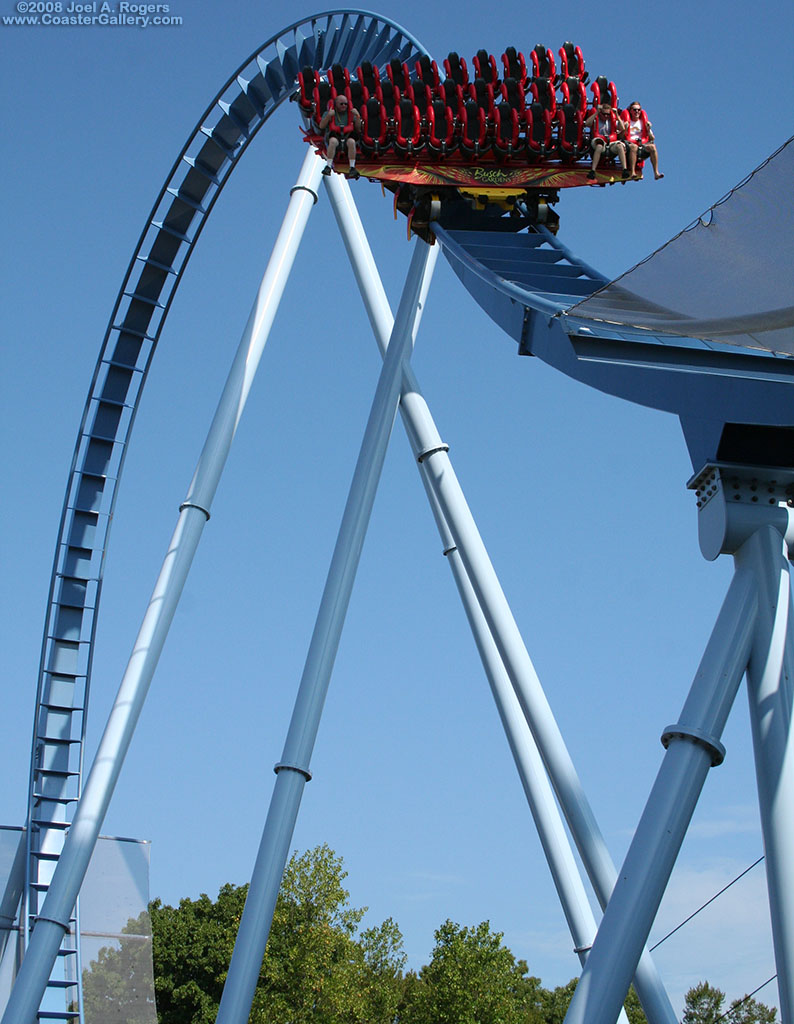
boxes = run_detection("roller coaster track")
[22,9,794,1020]
[436,221,794,469]
[24,12,427,1019]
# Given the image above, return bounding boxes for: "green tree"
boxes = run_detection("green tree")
[624,985,650,1024]
[400,918,542,1024]
[357,917,407,1022]
[537,977,578,1023]
[683,980,725,1023]
[149,882,243,1023]
[724,994,778,1024]
[149,843,406,1024]
[682,981,777,1024]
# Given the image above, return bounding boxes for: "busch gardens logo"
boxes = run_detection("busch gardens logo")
[471,167,518,184]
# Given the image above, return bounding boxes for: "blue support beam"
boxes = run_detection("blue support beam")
[21,13,429,1020]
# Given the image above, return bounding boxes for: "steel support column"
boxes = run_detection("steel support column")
[741,525,794,1020]
[2,148,326,1024]
[442,535,622,988]
[562,566,758,1024]
[324,175,599,961]
[324,173,673,1024]
[215,236,438,1024]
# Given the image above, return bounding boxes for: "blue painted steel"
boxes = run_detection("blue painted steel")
[562,496,794,1021]
[5,150,325,1024]
[23,12,429,1021]
[743,527,794,1022]
[23,7,793,1019]
[437,227,609,314]
[215,238,437,1024]
[325,175,606,970]
[435,223,794,469]
[563,565,758,1024]
[324,177,676,1024]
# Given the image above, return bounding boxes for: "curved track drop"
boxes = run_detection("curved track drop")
[435,140,794,471]
[22,12,427,1020]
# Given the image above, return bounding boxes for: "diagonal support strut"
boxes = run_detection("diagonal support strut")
[2,148,326,1024]
[215,233,438,1024]
[324,172,676,1024]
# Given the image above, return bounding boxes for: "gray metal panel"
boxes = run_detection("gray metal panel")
[435,222,794,468]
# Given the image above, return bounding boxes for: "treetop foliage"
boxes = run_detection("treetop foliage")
[682,980,777,1024]
[81,844,778,1024]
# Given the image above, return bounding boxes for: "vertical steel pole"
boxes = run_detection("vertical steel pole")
[742,525,794,1019]
[562,566,758,1024]
[324,174,673,1024]
[215,237,438,1024]
[2,149,326,1024]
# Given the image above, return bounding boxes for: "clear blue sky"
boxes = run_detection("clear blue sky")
[2,0,793,1016]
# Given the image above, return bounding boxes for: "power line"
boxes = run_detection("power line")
[648,856,776,1020]
[714,974,777,1021]
[649,856,764,952]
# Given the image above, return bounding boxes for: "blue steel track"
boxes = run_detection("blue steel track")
[437,224,794,469]
[24,12,428,1019]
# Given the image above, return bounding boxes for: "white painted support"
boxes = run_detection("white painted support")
[323,173,671,1024]
[215,237,438,1024]
[741,526,794,1020]
[2,148,326,1024]
[562,565,758,1024]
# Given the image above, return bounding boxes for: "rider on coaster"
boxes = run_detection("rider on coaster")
[623,101,663,180]
[584,101,629,181]
[319,94,362,179]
